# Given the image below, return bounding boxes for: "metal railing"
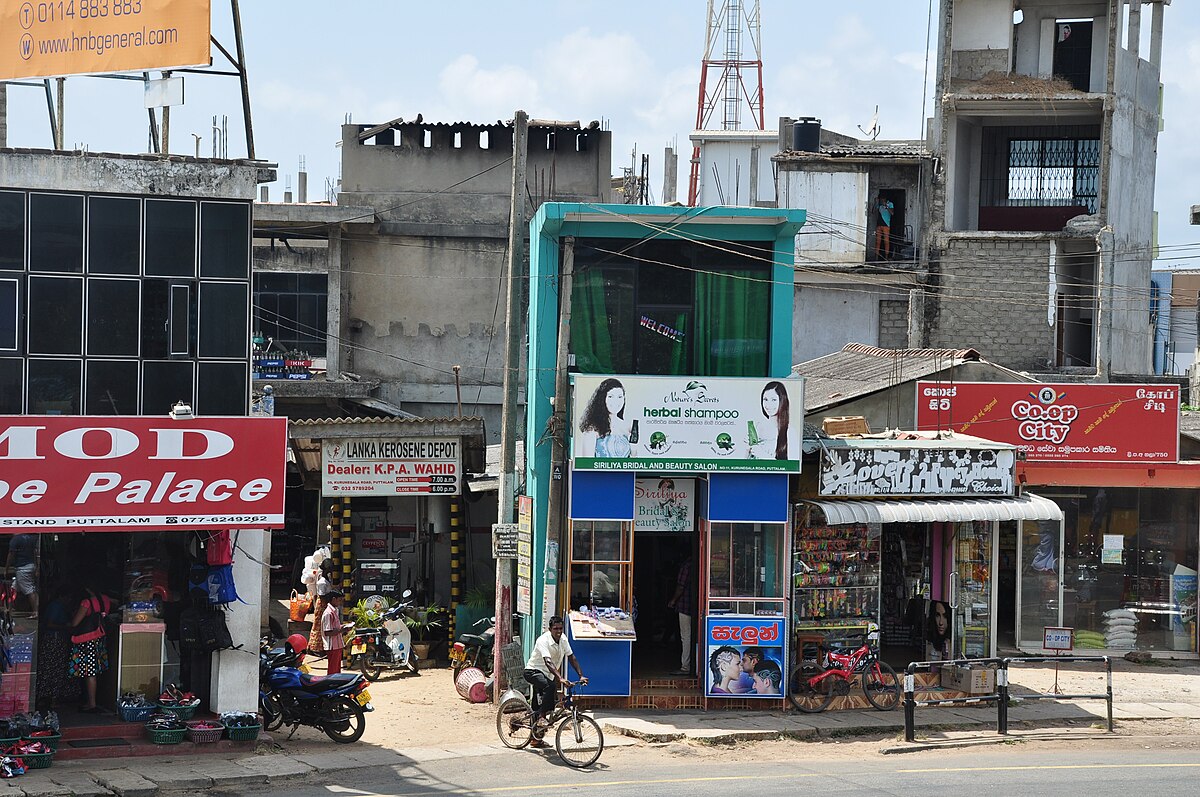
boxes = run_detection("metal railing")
[903,656,1113,743]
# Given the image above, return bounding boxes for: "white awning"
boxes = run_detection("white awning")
[805,493,1063,526]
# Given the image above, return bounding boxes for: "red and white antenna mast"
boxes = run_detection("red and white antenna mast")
[686,0,765,206]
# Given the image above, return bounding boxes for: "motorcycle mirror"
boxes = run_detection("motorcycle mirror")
[402,589,413,598]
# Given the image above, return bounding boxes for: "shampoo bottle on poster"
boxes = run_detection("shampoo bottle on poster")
[629,420,639,445]
[747,420,761,448]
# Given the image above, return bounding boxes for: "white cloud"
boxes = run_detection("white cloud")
[436,55,542,120]
[539,28,654,108]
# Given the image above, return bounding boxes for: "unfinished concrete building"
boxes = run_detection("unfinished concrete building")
[919,0,1168,376]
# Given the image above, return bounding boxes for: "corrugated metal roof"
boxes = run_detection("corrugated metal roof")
[805,493,1063,525]
[777,140,929,160]
[793,343,983,412]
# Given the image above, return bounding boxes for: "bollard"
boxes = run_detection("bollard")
[997,659,1009,735]
[903,665,916,742]
[1104,656,1113,733]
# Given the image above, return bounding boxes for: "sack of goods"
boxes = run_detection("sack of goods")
[1102,608,1138,649]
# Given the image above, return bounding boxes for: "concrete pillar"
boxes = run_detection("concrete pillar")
[1127,1,1141,58]
[1149,3,1164,67]
[326,229,343,378]
[0,82,7,147]
[211,528,267,713]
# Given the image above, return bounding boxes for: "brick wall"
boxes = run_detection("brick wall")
[878,299,909,349]
[927,236,1054,371]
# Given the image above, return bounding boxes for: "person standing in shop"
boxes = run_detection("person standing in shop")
[68,583,114,713]
[5,534,39,615]
[308,561,332,654]
[667,555,695,676]
[321,590,345,674]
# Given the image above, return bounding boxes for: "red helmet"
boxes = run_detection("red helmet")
[287,634,308,655]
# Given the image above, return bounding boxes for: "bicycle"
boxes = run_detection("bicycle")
[787,628,900,713]
[496,681,605,768]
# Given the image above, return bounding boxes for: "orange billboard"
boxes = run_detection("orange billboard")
[0,0,211,81]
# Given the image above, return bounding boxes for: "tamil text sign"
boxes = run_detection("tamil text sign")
[1,0,211,81]
[571,375,803,474]
[322,437,460,496]
[819,445,1015,497]
[916,382,1179,463]
[0,415,286,530]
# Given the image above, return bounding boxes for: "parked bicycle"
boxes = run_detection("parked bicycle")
[787,624,900,713]
[495,681,604,768]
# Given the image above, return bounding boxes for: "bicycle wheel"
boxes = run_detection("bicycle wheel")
[862,660,901,711]
[787,663,834,713]
[555,713,603,768]
[496,697,533,749]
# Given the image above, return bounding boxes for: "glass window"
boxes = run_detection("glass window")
[29,193,83,273]
[145,199,196,277]
[170,285,191,356]
[88,196,141,275]
[0,359,22,413]
[27,276,83,355]
[0,278,17,351]
[27,358,81,414]
[199,282,248,358]
[708,522,785,601]
[84,359,139,415]
[200,201,250,279]
[87,278,140,356]
[197,362,248,415]
[1020,519,1061,647]
[253,272,327,352]
[141,279,170,359]
[0,191,24,271]
[141,360,194,415]
[568,520,632,610]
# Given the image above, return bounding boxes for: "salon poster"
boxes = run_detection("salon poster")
[704,617,786,699]
[571,375,803,474]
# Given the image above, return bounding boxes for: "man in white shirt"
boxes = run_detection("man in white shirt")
[523,615,587,747]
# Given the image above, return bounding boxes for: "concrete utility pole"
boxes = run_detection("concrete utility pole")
[494,110,529,696]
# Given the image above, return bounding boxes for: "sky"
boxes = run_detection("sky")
[3,0,1198,262]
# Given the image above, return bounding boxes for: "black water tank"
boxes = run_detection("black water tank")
[792,117,821,152]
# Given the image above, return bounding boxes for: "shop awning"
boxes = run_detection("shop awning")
[804,493,1063,525]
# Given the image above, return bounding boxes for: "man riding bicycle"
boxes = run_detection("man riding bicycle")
[523,615,587,748]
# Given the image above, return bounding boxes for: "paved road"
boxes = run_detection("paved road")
[232,744,1200,797]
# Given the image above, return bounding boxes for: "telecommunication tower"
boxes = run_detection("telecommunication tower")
[686,0,765,206]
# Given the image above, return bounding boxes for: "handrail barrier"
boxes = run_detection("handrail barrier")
[902,656,1113,743]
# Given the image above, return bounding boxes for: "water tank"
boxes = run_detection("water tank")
[791,117,821,152]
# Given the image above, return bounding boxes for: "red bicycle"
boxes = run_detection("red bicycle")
[787,626,900,713]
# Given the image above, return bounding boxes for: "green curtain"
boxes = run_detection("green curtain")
[571,268,615,373]
[694,269,769,376]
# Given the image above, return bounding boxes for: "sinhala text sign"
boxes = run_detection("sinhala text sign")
[1,0,211,81]
[571,375,803,473]
[915,382,1180,463]
[818,445,1016,497]
[322,438,460,496]
[0,415,286,529]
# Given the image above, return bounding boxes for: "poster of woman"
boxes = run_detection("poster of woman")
[745,380,801,460]
[575,377,636,458]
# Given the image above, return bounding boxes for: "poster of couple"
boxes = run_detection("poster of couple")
[704,617,786,698]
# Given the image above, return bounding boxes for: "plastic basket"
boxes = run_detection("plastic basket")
[224,724,261,742]
[157,701,200,720]
[22,734,60,752]
[185,722,225,744]
[19,751,53,769]
[145,726,187,745]
[118,703,157,723]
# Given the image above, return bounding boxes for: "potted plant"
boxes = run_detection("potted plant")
[455,585,495,641]
[405,604,446,662]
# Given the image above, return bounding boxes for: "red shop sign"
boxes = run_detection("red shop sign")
[0,416,288,531]
[915,382,1179,463]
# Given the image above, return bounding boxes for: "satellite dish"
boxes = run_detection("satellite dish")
[858,105,881,141]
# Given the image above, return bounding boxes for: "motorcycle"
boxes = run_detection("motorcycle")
[449,615,495,677]
[259,635,373,744]
[352,590,420,679]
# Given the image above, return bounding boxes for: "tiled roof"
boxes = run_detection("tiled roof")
[793,343,982,412]
[290,415,482,426]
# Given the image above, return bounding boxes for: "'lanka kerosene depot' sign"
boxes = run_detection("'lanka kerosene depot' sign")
[322,437,461,496]
[915,382,1180,463]
[0,416,287,530]
[571,375,804,473]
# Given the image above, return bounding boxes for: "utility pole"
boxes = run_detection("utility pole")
[494,110,529,697]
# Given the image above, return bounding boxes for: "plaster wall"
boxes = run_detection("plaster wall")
[0,150,270,198]
[695,138,778,206]
[1012,1,1110,87]
[793,284,909,363]
[951,0,1013,51]
[781,168,866,263]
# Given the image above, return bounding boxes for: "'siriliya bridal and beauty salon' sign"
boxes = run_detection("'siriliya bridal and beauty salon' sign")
[571,375,803,473]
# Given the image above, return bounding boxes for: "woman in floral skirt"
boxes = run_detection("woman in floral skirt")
[68,585,113,713]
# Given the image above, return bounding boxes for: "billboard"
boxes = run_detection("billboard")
[704,616,786,699]
[1,0,211,81]
[571,375,803,474]
[322,437,461,496]
[0,415,286,530]
[818,445,1016,497]
[915,382,1179,463]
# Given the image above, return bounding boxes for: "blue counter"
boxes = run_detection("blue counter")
[565,611,633,697]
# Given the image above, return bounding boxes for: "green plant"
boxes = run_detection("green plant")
[348,598,388,629]
[464,585,495,610]
[404,604,447,642]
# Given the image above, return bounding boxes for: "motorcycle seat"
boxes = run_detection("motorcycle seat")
[458,633,490,646]
[297,672,360,693]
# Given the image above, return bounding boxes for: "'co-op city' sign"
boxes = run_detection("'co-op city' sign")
[571,375,804,474]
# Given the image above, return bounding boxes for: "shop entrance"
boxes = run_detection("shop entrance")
[879,523,930,667]
[632,530,697,677]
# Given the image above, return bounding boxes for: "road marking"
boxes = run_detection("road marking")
[468,773,818,793]
[898,763,1200,774]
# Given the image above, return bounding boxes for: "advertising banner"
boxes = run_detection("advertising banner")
[633,477,694,532]
[704,616,787,698]
[571,375,803,474]
[516,495,533,616]
[1,0,212,81]
[915,382,1179,463]
[322,437,461,496]
[0,415,286,530]
[818,446,1016,497]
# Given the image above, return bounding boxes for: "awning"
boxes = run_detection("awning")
[804,492,1063,526]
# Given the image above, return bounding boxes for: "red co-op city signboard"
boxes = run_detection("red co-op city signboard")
[915,382,1179,463]
[0,416,288,530]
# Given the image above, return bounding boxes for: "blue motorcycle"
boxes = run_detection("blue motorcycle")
[259,635,374,744]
